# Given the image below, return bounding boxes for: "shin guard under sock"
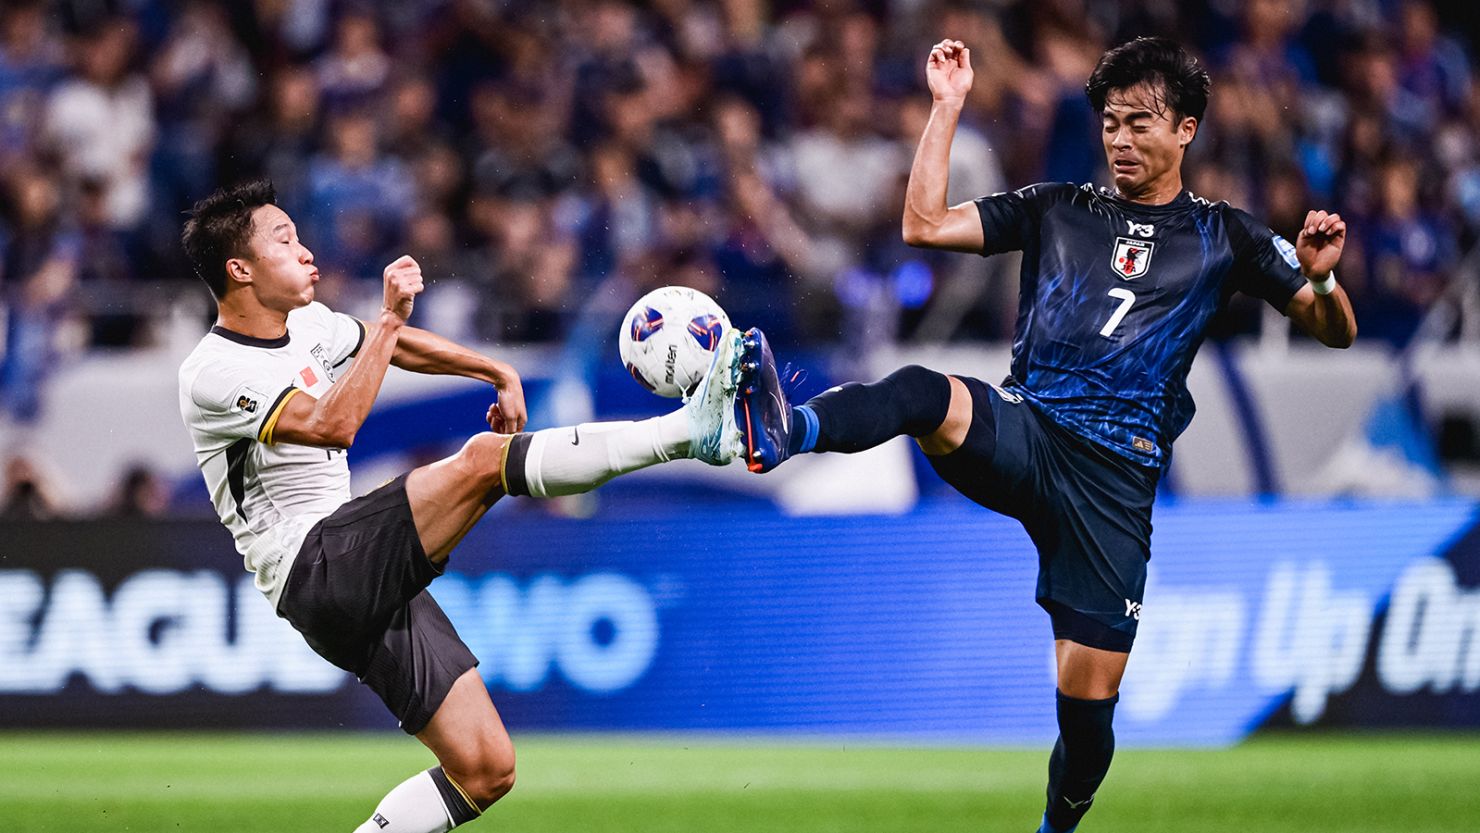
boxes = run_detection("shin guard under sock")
[799,365,952,454]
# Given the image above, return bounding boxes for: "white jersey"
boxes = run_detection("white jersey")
[178,301,366,608]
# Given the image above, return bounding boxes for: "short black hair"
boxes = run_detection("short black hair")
[1086,37,1211,123]
[181,180,277,300]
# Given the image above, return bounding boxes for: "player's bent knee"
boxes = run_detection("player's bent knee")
[916,375,972,455]
[444,743,516,809]
[462,758,516,808]
[452,433,511,491]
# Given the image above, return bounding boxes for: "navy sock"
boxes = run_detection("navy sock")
[1044,691,1117,832]
[794,365,952,455]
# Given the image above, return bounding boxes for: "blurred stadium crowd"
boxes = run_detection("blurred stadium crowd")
[2,0,1479,508]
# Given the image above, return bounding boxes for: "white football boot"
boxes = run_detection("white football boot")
[683,327,744,465]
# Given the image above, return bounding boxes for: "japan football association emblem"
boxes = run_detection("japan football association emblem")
[1112,237,1155,279]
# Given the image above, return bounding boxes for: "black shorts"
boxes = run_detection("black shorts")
[277,475,478,734]
[927,377,1158,652]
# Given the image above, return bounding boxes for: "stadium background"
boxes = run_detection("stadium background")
[2,0,1480,831]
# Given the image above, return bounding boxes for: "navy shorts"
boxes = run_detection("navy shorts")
[927,377,1158,652]
[277,475,478,734]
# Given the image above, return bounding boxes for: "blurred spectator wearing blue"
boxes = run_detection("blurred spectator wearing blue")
[0,1,64,170]
[0,166,76,421]
[1360,156,1458,346]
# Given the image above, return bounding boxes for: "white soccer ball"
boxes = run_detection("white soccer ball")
[618,286,731,398]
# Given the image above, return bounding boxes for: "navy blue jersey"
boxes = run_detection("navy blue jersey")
[975,183,1306,468]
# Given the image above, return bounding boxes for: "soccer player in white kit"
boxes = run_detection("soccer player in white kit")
[178,181,747,832]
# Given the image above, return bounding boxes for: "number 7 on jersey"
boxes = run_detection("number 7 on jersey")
[1100,288,1136,337]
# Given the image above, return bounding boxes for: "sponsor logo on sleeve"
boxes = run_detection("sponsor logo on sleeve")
[1273,234,1300,269]
[231,387,267,415]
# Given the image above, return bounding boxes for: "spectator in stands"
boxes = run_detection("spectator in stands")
[1361,156,1457,346]
[41,16,154,231]
[0,165,76,421]
[467,188,577,343]
[106,462,169,517]
[305,108,415,282]
[149,0,258,222]
[0,0,65,169]
[0,454,62,520]
[1397,1,1472,123]
[223,66,322,219]
[315,6,390,108]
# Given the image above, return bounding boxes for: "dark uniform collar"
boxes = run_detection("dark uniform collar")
[210,325,290,348]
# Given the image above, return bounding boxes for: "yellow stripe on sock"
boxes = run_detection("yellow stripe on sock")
[443,771,482,816]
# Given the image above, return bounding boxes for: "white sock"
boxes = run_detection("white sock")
[354,770,455,833]
[516,412,690,498]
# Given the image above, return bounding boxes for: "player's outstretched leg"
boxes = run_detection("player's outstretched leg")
[405,327,743,561]
[502,326,744,498]
[735,327,959,472]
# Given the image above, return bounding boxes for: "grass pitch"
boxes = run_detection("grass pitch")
[2,732,1476,832]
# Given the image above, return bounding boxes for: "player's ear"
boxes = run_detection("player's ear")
[225,256,252,286]
[1179,116,1198,147]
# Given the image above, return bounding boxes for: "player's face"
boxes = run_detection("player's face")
[1100,83,1197,198]
[238,205,318,311]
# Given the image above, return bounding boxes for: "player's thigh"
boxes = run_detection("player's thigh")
[924,377,1037,515]
[417,668,516,807]
[916,374,975,454]
[404,433,511,559]
[356,590,480,733]
[1030,428,1156,658]
[278,476,440,673]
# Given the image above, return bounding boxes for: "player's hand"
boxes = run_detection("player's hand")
[382,255,423,322]
[1295,210,1346,279]
[487,364,527,433]
[926,39,973,106]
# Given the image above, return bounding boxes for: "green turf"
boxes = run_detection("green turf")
[2,732,1477,832]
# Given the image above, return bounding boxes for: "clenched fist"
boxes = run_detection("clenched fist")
[382,255,423,322]
[1295,210,1346,280]
[927,40,973,106]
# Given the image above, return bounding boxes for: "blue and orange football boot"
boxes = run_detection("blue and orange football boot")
[735,327,796,473]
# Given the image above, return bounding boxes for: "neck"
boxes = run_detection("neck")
[1115,171,1184,206]
[215,292,290,339]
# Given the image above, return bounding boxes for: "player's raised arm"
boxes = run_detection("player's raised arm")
[902,39,986,253]
[390,326,528,433]
[271,255,422,448]
[1285,209,1358,348]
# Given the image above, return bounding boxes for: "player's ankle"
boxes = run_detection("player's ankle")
[789,405,819,455]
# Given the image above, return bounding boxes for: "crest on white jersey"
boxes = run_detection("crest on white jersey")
[1112,237,1155,279]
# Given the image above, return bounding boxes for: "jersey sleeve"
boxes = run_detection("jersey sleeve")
[188,362,300,445]
[1227,208,1308,312]
[973,183,1065,256]
[300,301,365,367]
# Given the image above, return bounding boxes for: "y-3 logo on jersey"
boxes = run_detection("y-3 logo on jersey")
[1112,237,1155,279]
[1126,220,1155,237]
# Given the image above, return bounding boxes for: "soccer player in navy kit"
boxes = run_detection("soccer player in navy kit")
[732,37,1356,832]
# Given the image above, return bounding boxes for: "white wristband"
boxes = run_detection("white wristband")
[1308,270,1336,296]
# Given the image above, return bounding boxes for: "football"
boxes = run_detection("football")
[618,286,731,398]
